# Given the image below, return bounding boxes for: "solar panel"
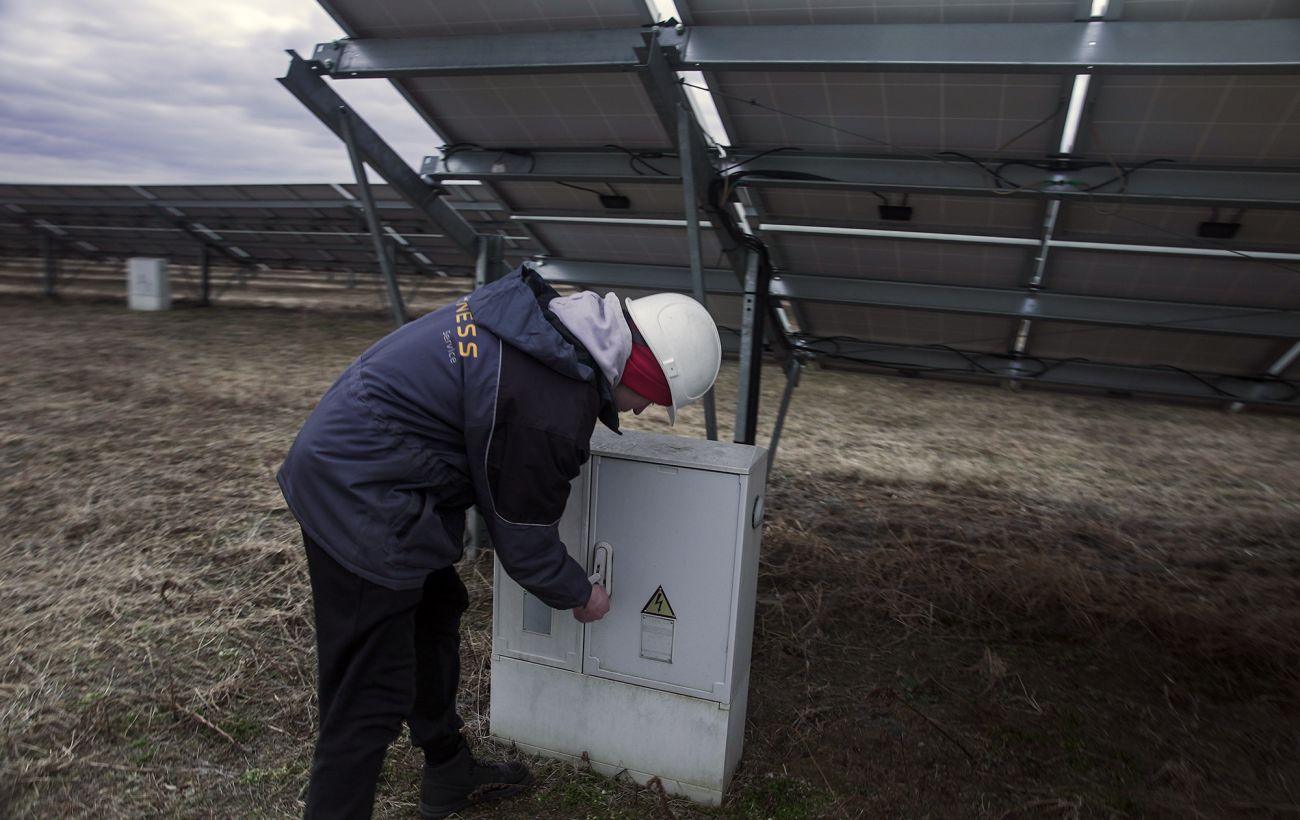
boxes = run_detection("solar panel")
[399,75,671,149]
[1086,75,1300,165]
[682,0,1082,25]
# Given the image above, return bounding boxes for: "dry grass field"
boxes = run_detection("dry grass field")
[2,290,1298,819]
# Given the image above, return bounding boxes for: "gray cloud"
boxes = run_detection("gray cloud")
[0,0,439,184]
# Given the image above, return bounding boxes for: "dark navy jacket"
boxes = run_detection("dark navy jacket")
[277,266,616,610]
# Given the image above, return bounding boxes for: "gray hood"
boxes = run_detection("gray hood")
[548,291,632,387]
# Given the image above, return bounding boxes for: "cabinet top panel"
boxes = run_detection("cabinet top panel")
[592,429,767,476]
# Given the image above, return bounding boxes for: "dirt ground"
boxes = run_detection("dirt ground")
[1,295,1298,819]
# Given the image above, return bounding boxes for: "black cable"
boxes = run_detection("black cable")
[791,332,1299,401]
[679,80,938,162]
[1081,157,1177,192]
[995,96,1067,152]
[555,181,607,197]
[936,150,1021,189]
[603,144,672,176]
[439,142,483,158]
[719,146,800,174]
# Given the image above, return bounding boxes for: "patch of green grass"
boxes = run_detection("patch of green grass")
[127,736,157,765]
[220,715,261,743]
[526,769,646,820]
[240,764,297,786]
[725,774,829,820]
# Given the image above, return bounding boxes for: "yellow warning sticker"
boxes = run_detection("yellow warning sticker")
[641,585,676,619]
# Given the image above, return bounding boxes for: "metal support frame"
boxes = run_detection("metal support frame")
[1011,198,1064,375]
[759,223,1300,262]
[678,105,719,441]
[767,358,802,471]
[0,197,475,212]
[198,243,211,307]
[636,31,790,443]
[474,234,504,288]
[340,105,408,327]
[532,258,1300,339]
[1229,340,1300,413]
[314,20,1300,78]
[793,338,1300,409]
[734,251,771,445]
[280,51,482,261]
[421,149,1300,210]
[41,233,57,297]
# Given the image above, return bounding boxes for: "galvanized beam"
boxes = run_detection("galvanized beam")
[279,51,482,262]
[314,20,1300,78]
[793,338,1300,409]
[341,105,407,327]
[767,359,802,470]
[533,258,1300,339]
[422,150,683,185]
[734,250,770,446]
[679,105,719,442]
[1230,340,1300,413]
[198,243,211,307]
[677,21,1300,74]
[635,31,786,442]
[474,234,504,288]
[0,197,496,212]
[1012,198,1065,365]
[310,28,667,78]
[41,233,57,297]
[761,223,1300,262]
[129,187,254,269]
[422,150,1300,210]
[730,155,1300,210]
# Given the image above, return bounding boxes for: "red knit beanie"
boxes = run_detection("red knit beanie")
[620,343,671,405]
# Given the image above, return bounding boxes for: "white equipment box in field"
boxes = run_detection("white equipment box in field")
[126,257,170,311]
[491,428,768,805]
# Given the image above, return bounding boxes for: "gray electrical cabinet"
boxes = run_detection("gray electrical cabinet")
[491,428,768,804]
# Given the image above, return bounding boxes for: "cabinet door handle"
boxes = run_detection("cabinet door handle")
[589,541,613,597]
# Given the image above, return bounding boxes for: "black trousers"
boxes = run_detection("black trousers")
[302,532,469,820]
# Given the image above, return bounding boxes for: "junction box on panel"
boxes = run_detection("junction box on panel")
[491,428,768,805]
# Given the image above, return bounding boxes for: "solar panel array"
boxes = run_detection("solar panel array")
[0,182,493,275]
[5,0,1298,411]
[304,0,1300,408]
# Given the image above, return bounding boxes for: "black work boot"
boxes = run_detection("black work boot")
[418,741,532,819]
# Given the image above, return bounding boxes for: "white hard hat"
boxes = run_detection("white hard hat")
[624,293,722,426]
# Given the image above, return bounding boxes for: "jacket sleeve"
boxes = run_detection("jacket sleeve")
[465,343,595,611]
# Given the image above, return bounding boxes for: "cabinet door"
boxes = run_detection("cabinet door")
[583,456,742,702]
[492,466,589,672]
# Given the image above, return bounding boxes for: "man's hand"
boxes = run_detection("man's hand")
[572,583,610,623]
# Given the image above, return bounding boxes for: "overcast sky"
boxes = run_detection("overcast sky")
[0,0,437,185]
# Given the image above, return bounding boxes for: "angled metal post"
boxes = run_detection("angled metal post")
[734,250,770,445]
[678,105,718,441]
[767,358,802,471]
[1229,340,1300,412]
[198,243,211,307]
[41,233,57,298]
[339,104,408,327]
[475,234,504,288]
[637,29,786,443]
[280,51,483,259]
